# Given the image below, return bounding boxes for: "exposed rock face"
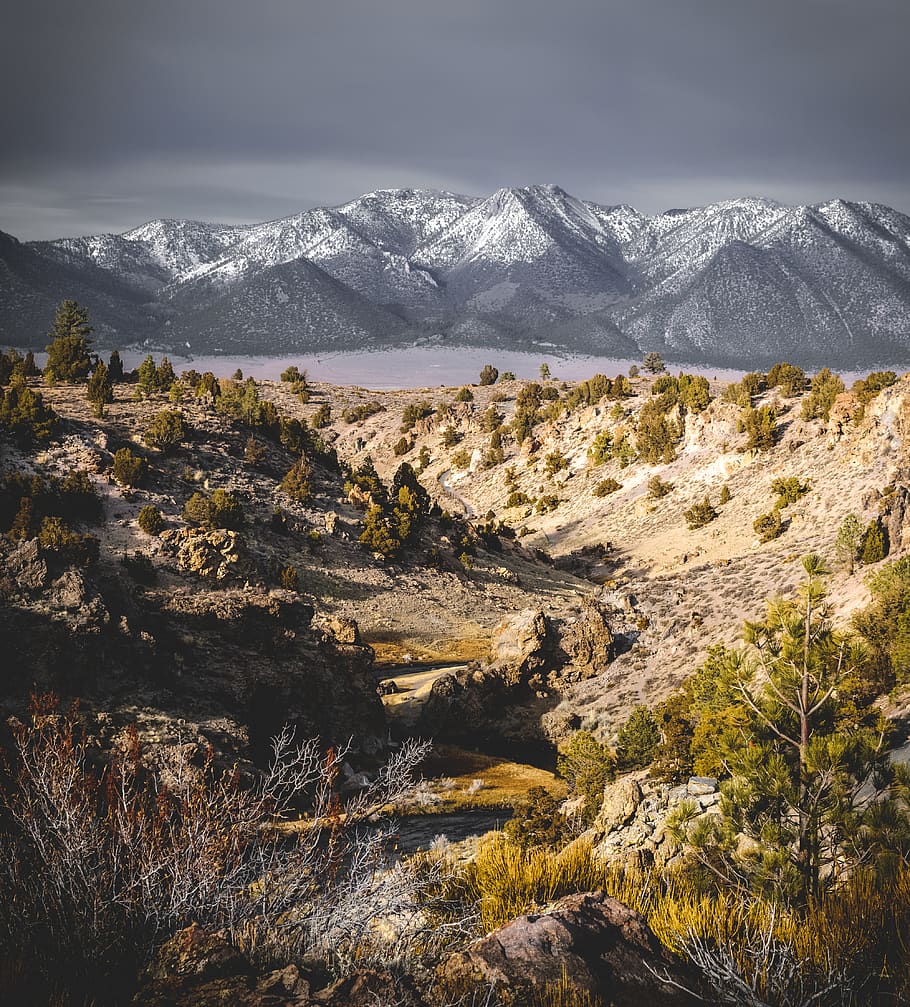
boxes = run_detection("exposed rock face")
[5,538,47,592]
[882,483,910,552]
[594,777,643,835]
[558,599,616,682]
[444,891,706,1006]
[488,608,552,687]
[418,600,617,751]
[0,560,386,762]
[164,527,253,582]
[591,775,721,867]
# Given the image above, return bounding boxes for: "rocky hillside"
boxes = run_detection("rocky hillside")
[4,186,910,366]
[262,361,910,742]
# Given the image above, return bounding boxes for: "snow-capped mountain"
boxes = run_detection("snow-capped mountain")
[3,185,910,366]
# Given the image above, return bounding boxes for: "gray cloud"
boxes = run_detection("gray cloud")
[2,0,909,238]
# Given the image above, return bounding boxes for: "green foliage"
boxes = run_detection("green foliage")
[210,489,243,529]
[835,513,864,572]
[280,365,304,383]
[182,491,213,526]
[278,564,299,591]
[455,386,474,403]
[684,495,717,530]
[44,300,94,384]
[512,383,543,443]
[393,436,412,456]
[137,505,164,535]
[643,351,665,374]
[741,405,777,450]
[505,490,531,508]
[156,357,175,392]
[401,400,434,430]
[771,476,809,509]
[719,484,732,504]
[451,448,472,470]
[557,731,616,825]
[342,400,383,424]
[636,398,681,463]
[0,379,58,444]
[539,362,551,380]
[802,368,845,421]
[852,370,897,408]
[86,361,113,417]
[723,371,766,407]
[588,430,614,466]
[37,515,98,567]
[281,456,312,502]
[345,456,387,507]
[856,556,910,686]
[647,475,673,499]
[168,381,185,404]
[480,404,504,433]
[544,450,568,477]
[479,364,499,385]
[135,355,159,398]
[107,351,124,382]
[144,410,186,453]
[689,557,910,903]
[650,373,711,412]
[615,706,660,771]
[593,478,621,497]
[111,447,148,487]
[359,503,400,557]
[216,379,279,433]
[860,520,888,564]
[310,403,332,429]
[753,509,783,542]
[503,787,569,850]
[0,469,101,538]
[766,361,806,397]
[535,493,560,513]
[500,370,516,381]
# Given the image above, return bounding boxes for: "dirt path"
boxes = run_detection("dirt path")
[438,469,477,518]
[379,662,468,727]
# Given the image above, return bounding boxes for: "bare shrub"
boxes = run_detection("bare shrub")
[0,697,442,989]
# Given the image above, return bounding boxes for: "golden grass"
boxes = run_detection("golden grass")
[443,835,910,1003]
[413,745,566,814]
[368,631,492,665]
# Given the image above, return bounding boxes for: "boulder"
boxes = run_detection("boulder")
[593,777,643,836]
[444,891,706,1006]
[686,776,718,797]
[559,599,616,681]
[172,528,252,582]
[6,538,47,592]
[489,609,552,687]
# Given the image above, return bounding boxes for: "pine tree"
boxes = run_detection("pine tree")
[835,513,864,572]
[643,351,665,374]
[687,556,910,902]
[86,361,113,418]
[107,350,124,383]
[44,300,94,384]
[135,356,158,399]
[615,706,660,770]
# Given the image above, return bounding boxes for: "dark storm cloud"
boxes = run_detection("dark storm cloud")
[2,0,909,238]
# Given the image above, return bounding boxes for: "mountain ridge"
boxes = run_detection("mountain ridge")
[3,185,910,367]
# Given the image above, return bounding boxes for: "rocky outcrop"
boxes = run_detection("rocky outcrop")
[417,600,617,751]
[882,483,910,552]
[558,599,616,682]
[0,564,386,763]
[488,608,553,688]
[591,775,721,868]
[163,527,254,582]
[4,537,47,592]
[444,891,706,1006]
[133,925,425,1006]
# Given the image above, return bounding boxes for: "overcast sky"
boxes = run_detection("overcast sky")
[2,0,909,239]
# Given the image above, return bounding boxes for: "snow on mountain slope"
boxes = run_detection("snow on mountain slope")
[5,185,910,366]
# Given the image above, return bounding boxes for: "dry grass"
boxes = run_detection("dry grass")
[410,746,566,814]
[370,632,493,665]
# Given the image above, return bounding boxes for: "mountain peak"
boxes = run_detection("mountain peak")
[5,185,910,367]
